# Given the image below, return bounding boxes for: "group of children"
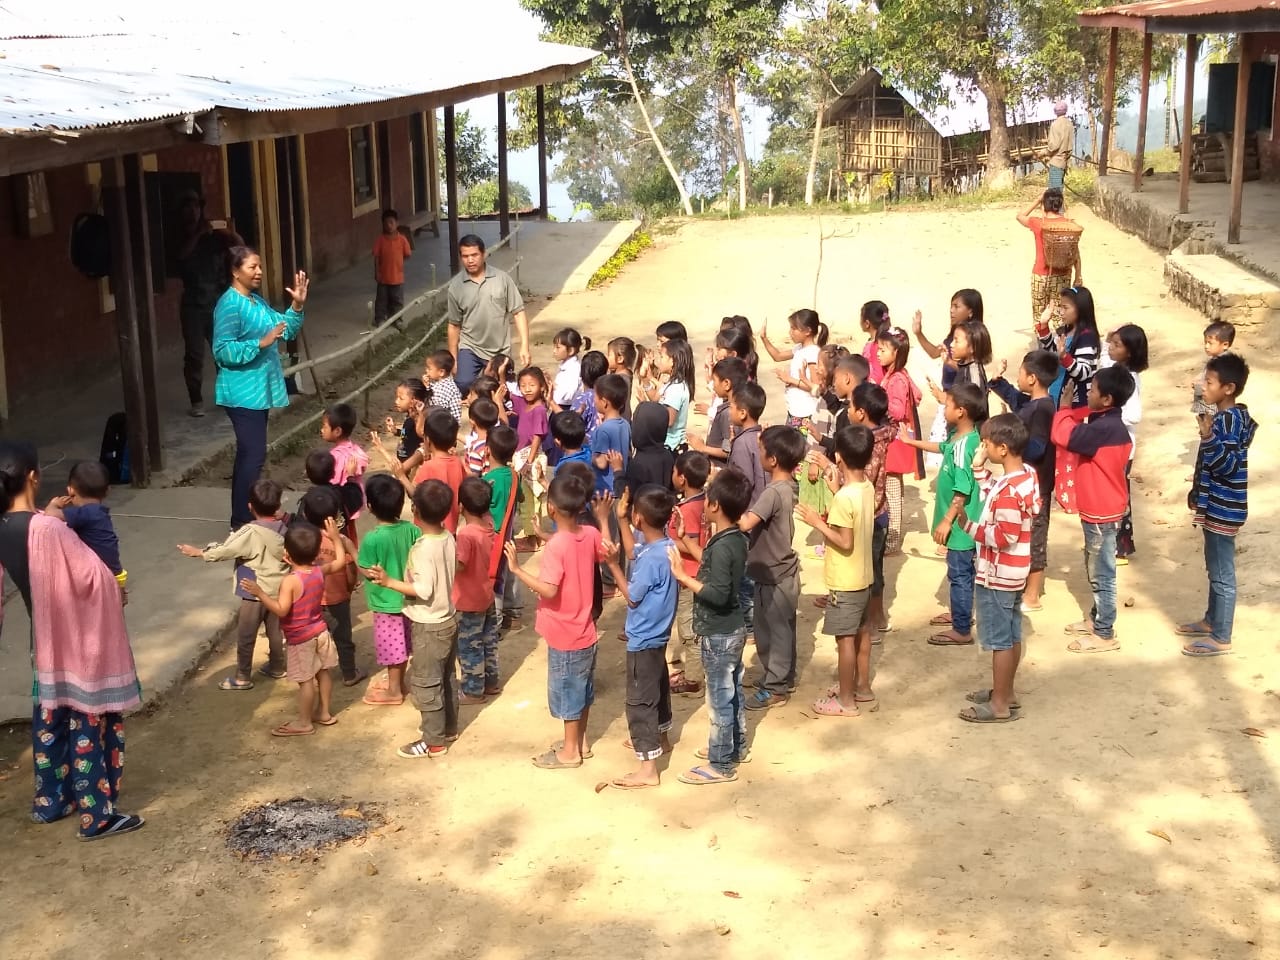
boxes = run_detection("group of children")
[35,270,1244,788]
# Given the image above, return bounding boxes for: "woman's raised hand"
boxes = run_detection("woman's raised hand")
[286,270,309,310]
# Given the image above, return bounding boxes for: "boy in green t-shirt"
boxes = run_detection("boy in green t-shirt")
[483,425,523,627]
[900,382,989,645]
[356,473,421,704]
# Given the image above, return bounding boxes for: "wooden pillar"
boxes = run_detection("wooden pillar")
[1179,33,1197,213]
[536,85,549,218]
[444,105,460,275]
[122,154,162,472]
[497,91,510,239]
[103,157,151,487]
[1228,35,1253,244]
[1133,32,1154,191]
[1099,27,1119,176]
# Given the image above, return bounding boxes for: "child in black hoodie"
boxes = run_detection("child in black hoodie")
[624,401,677,495]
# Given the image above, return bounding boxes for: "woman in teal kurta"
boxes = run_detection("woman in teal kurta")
[212,247,308,528]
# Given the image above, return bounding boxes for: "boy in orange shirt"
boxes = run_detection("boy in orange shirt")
[372,208,412,326]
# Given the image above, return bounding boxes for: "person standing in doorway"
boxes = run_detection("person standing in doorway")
[213,247,309,530]
[372,208,412,326]
[446,234,530,396]
[177,189,241,418]
[1044,101,1074,192]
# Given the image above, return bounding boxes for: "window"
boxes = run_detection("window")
[349,124,378,214]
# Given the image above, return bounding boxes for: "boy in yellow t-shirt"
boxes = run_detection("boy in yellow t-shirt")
[796,424,876,717]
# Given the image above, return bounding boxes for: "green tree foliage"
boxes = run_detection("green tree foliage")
[519,0,782,214]
[754,0,875,204]
[459,180,534,217]
[437,109,497,190]
[876,0,1179,177]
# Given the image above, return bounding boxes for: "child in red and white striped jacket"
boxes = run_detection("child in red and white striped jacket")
[958,413,1042,725]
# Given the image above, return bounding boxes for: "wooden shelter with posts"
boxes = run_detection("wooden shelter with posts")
[1079,0,1280,244]
[823,69,1069,191]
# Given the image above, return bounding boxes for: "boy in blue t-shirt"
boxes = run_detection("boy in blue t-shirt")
[591,374,632,495]
[600,484,678,790]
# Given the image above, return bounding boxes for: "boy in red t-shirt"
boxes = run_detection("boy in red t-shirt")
[372,208,412,326]
[668,450,710,694]
[504,473,607,769]
[408,409,465,532]
[455,476,501,703]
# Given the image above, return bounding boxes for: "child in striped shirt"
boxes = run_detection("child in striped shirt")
[959,414,1041,724]
[465,397,499,475]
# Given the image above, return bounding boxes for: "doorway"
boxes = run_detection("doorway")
[225,141,257,249]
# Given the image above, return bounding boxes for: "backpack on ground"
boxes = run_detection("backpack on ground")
[99,411,131,484]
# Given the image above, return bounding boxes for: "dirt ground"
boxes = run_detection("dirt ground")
[3,203,1280,960]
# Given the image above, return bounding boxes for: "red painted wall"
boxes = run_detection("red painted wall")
[0,118,422,407]
[0,163,119,400]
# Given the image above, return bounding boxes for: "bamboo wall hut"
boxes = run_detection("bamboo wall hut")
[825,69,1070,192]
[822,71,942,180]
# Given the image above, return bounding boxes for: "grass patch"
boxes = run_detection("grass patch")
[588,230,653,289]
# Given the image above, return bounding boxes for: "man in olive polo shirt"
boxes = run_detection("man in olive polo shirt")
[446,234,530,394]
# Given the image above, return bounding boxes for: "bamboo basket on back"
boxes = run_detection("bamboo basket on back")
[1041,218,1083,274]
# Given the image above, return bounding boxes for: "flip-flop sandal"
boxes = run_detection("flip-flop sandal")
[1181,640,1232,658]
[966,689,1021,711]
[1066,636,1120,654]
[609,778,659,790]
[218,676,255,691]
[552,740,593,760]
[929,612,954,626]
[342,669,369,687]
[257,667,287,681]
[271,724,315,737]
[362,693,404,706]
[1175,622,1213,637]
[532,749,582,769]
[928,632,974,646]
[1063,620,1096,635]
[1022,603,1044,612]
[822,684,880,712]
[678,765,738,785]
[958,703,1019,724]
[79,813,146,841]
[879,619,893,633]
[812,695,861,717]
[311,716,338,726]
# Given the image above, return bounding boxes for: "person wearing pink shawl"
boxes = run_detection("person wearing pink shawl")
[0,441,145,840]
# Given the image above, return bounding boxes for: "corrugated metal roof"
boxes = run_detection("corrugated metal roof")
[0,2,598,136]
[1080,0,1280,19]
[825,69,1079,138]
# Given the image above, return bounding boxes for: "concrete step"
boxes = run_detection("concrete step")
[1164,247,1280,328]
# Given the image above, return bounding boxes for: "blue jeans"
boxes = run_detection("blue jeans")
[1082,521,1118,638]
[976,586,1022,651]
[738,575,755,633]
[225,406,269,529]
[546,644,597,721]
[700,629,748,774]
[946,548,976,635]
[454,347,488,397]
[1203,529,1237,643]
[1048,164,1066,190]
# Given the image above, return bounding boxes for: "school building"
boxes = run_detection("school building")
[0,5,596,483]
